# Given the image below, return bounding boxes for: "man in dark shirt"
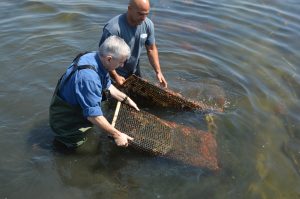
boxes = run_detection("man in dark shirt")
[99,0,168,88]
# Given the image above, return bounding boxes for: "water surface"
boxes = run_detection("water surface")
[1,0,300,198]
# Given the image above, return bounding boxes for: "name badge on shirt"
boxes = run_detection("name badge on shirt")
[140,33,147,39]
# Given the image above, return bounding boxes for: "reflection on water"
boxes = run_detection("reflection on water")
[0,0,300,198]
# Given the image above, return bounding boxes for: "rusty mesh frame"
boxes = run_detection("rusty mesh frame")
[112,102,219,171]
[118,75,223,113]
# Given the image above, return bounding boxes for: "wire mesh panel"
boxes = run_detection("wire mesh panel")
[119,75,223,113]
[112,102,219,171]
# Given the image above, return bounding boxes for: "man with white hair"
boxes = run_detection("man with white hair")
[99,0,168,88]
[50,35,139,148]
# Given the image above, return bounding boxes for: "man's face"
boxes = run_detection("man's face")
[106,56,127,71]
[128,3,150,26]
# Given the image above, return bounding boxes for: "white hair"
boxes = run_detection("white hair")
[99,35,131,60]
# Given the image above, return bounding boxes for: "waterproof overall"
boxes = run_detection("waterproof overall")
[49,52,100,148]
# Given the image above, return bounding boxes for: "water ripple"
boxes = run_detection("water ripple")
[1,0,300,198]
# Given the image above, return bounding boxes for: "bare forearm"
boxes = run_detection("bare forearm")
[109,70,126,85]
[147,44,161,74]
[87,115,134,147]
[146,44,168,88]
[109,84,127,101]
[87,115,119,137]
[109,70,119,79]
[109,84,140,111]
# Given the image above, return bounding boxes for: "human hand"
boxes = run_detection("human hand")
[113,132,133,147]
[126,97,140,111]
[156,72,168,88]
[115,74,126,86]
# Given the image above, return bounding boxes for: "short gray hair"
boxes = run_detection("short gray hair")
[99,35,131,60]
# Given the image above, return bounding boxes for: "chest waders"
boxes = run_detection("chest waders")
[49,52,98,148]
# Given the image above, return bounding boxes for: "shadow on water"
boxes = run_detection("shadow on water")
[26,116,219,199]
[280,104,300,176]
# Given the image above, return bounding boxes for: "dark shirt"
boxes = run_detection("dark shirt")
[99,13,155,77]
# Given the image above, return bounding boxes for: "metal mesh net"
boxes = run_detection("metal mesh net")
[118,75,223,113]
[111,75,221,170]
[112,102,219,171]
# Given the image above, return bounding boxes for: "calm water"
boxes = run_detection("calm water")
[1,0,300,198]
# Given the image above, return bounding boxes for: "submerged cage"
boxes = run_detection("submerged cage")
[112,102,219,170]
[112,75,221,171]
[118,75,223,112]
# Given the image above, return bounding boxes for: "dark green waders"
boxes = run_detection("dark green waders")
[49,79,93,148]
[49,52,112,148]
[49,52,100,148]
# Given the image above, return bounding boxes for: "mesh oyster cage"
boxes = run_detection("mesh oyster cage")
[118,75,223,113]
[112,102,219,171]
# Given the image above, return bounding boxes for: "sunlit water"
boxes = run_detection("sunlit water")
[1,0,300,198]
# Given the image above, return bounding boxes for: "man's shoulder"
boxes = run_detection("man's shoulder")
[106,13,125,25]
[103,14,125,33]
[76,53,99,77]
[76,69,99,84]
[78,52,97,64]
[144,17,153,24]
[142,17,154,29]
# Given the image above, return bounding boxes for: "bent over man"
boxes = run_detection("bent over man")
[49,35,139,148]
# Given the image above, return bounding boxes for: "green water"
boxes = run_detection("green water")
[0,0,299,198]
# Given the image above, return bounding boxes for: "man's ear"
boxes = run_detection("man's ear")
[107,55,113,62]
